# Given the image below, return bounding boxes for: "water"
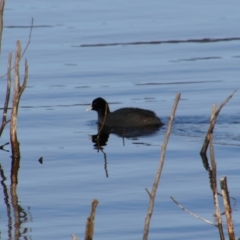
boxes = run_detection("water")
[0,0,240,239]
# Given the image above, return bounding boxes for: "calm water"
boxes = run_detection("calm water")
[0,0,240,239]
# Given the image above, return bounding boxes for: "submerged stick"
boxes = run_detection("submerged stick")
[220,176,235,240]
[143,93,181,240]
[200,90,237,155]
[85,199,99,240]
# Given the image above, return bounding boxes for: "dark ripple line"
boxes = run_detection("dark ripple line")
[135,80,222,86]
[0,102,122,110]
[20,103,84,109]
[4,25,53,28]
[78,37,240,47]
[171,56,222,62]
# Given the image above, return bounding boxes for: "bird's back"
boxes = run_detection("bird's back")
[103,107,162,127]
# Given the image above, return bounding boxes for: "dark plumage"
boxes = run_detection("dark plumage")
[87,97,163,128]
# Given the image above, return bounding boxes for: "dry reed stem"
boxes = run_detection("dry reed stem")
[10,41,21,156]
[209,128,225,240]
[0,0,5,54]
[220,176,235,240]
[200,90,237,155]
[10,41,28,186]
[0,53,12,136]
[85,199,99,240]
[170,196,216,226]
[143,93,181,240]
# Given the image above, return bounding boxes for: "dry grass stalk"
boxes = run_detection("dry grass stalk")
[10,41,28,158]
[143,93,181,240]
[220,176,235,240]
[200,90,237,155]
[0,0,5,54]
[0,53,12,136]
[209,128,225,240]
[10,41,28,186]
[85,199,99,240]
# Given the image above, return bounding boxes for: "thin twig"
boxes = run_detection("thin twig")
[170,196,216,226]
[201,90,237,154]
[21,18,33,58]
[0,0,5,53]
[97,102,108,137]
[0,18,34,80]
[145,188,151,198]
[0,0,5,55]
[143,93,181,240]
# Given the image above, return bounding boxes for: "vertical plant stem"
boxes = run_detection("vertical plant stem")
[220,176,235,240]
[209,133,225,240]
[10,40,28,185]
[0,0,5,54]
[85,199,99,240]
[10,41,21,157]
[143,93,181,240]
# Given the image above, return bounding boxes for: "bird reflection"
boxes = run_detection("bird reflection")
[91,132,109,178]
[90,124,163,178]
[91,124,162,148]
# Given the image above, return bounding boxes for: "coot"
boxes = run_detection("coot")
[87,97,163,128]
